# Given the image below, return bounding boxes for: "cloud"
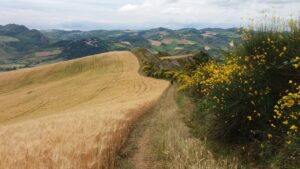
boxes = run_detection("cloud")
[266,0,300,4]
[120,4,138,12]
[0,0,299,30]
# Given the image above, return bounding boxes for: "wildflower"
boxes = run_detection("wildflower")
[289,80,293,84]
[290,125,298,131]
[271,123,276,128]
[286,140,292,145]
[282,120,288,125]
[247,116,252,121]
[267,134,272,139]
[286,99,295,108]
[283,46,287,52]
[280,52,284,57]
[290,114,297,120]
[293,64,299,69]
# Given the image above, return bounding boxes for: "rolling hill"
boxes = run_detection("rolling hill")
[0,24,240,72]
[0,51,169,168]
[44,27,240,57]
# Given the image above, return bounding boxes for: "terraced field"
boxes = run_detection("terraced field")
[0,51,169,168]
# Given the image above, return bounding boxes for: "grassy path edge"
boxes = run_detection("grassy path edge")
[114,85,242,169]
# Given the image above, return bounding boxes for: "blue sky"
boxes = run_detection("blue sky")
[0,0,299,30]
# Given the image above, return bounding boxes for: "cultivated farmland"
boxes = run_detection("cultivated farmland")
[0,51,169,168]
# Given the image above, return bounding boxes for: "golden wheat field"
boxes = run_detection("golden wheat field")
[0,51,169,169]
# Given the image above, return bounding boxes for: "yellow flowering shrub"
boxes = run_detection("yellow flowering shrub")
[272,84,300,144]
[177,18,300,164]
[177,60,243,95]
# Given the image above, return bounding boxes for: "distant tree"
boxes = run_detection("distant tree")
[182,51,212,73]
[193,51,211,65]
[156,51,171,57]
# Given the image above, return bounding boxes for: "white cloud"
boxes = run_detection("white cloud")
[120,4,138,12]
[0,0,299,30]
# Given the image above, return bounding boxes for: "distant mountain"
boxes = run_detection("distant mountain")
[52,38,114,60]
[0,24,241,71]
[0,24,57,71]
[43,27,240,57]
[0,24,48,51]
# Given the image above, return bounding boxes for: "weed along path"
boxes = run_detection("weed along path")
[0,51,169,169]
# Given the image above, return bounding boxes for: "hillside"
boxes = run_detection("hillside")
[44,27,240,57]
[0,24,60,71]
[0,24,240,72]
[0,51,169,168]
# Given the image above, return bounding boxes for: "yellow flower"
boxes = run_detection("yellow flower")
[293,64,299,69]
[290,125,298,130]
[267,134,272,139]
[247,116,252,121]
[282,120,288,125]
[283,46,287,52]
[286,140,292,145]
[286,99,295,108]
[271,123,276,128]
[289,80,293,84]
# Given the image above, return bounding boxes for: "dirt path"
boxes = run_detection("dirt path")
[131,129,156,169]
[115,86,177,169]
[130,87,178,169]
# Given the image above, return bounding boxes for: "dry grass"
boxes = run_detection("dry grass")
[150,86,242,169]
[0,51,169,169]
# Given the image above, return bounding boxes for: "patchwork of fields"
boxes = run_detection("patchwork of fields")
[0,51,169,168]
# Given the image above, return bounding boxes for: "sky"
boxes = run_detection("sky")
[0,0,299,30]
